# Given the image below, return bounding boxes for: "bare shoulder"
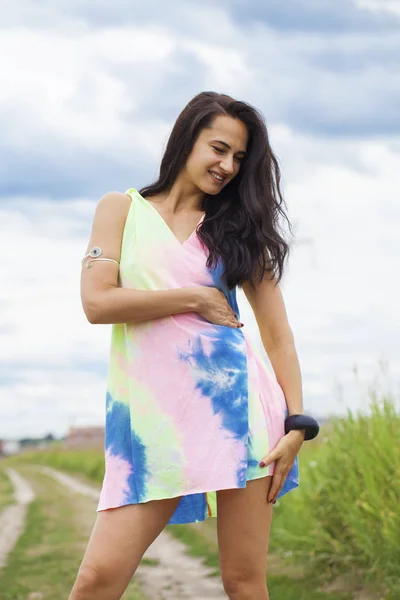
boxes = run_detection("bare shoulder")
[83,190,133,259]
[80,191,134,320]
[95,190,132,221]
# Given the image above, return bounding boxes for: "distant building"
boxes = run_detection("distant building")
[0,439,21,455]
[65,426,105,449]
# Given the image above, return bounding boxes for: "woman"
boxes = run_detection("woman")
[73,91,317,600]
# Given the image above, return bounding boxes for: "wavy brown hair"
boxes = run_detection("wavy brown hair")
[139,91,293,289]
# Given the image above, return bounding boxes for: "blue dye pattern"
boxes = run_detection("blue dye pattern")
[278,459,299,499]
[178,328,248,442]
[208,257,240,320]
[209,259,300,500]
[177,323,250,489]
[168,493,208,525]
[105,392,210,524]
[235,427,264,487]
[178,257,254,489]
[247,436,262,472]
[105,392,149,503]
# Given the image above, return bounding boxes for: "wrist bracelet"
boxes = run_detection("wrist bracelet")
[284,414,320,441]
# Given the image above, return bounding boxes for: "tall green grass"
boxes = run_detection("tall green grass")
[271,394,400,596]
[7,446,105,484]
[9,390,400,596]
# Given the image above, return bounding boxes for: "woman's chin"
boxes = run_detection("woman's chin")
[195,183,217,196]
[200,179,223,195]
[194,175,225,196]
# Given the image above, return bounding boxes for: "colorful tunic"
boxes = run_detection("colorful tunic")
[97,187,299,524]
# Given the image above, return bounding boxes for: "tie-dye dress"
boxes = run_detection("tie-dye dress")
[97,187,299,525]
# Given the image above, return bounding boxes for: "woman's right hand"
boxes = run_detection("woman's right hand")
[196,286,243,328]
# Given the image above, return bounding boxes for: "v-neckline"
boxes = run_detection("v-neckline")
[136,190,205,247]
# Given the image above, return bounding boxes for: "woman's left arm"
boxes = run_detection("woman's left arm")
[242,272,305,502]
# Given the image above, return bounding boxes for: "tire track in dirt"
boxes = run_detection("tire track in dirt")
[0,468,35,568]
[38,466,226,599]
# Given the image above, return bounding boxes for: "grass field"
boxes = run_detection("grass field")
[269,395,400,599]
[3,390,399,599]
[168,521,351,599]
[0,465,144,600]
[0,464,349,600]
[0,467,14,510]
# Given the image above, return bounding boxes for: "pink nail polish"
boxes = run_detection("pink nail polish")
[259,461,265,468]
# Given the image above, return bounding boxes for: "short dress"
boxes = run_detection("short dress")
[97,187,299,525]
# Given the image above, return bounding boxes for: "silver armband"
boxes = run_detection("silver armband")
[81,246,120,269]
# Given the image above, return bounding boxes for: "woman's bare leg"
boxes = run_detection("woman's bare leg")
[68,495,181,600]
[217,476,274,600]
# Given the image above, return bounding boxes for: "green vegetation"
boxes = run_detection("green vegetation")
[271,394,400,599]
[6,389,399,598]
[169,521,351,599]
[0,465,144,600]
[168,523,221,576]
[6,446,105,483]
[0,466,14,510]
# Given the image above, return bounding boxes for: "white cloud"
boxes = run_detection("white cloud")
[357,0,400,17]
[0,25,175,156]
[1,130,399,438]
[238,134,400,418]
[1,1,399,438]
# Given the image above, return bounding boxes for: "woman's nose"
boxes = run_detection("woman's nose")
[220,156,235,174]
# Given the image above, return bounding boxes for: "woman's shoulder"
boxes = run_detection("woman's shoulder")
[97,190,133,215]
[100,189,134,203]
[88,191,134,238]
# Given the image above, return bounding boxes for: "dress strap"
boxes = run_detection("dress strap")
[124,187,137,202]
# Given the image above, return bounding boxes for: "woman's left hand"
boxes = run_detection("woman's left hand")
[259,430,305,503]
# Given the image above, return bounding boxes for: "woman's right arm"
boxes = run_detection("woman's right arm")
[80,191,203,325]
[81,192,241,327]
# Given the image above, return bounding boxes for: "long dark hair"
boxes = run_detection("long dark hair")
[139,91,293,289]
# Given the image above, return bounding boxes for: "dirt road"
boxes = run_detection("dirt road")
[38,466,226,599]
[0,468,35,569]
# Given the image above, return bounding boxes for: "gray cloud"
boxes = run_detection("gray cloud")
[2,0,399,32]
[0,143,155,202]
[0,1,399,439]
[225,0,400,32]
[0,0,399,201]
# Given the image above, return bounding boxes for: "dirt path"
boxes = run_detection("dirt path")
[0,468,35,568]
[38,466,227,599]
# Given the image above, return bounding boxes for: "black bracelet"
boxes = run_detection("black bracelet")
[284,414,320,441]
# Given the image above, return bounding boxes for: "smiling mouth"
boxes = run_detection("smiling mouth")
[209,170,225,184]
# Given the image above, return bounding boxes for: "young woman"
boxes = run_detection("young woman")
[73,91,318,600]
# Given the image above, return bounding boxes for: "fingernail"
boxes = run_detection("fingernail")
[259,461,265,468]
[273,500,277,505]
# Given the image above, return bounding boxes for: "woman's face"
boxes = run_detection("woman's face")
[184,115,249,194]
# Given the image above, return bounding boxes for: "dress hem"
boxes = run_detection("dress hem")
[97,471,299,516]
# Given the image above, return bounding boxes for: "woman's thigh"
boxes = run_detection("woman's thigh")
[216,477,274,582]
[72,496,181,597]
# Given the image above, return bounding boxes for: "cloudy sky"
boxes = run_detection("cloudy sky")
[1,0,399,439]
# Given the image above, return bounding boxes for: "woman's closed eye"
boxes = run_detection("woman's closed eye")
[212,146,243,163]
